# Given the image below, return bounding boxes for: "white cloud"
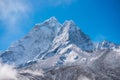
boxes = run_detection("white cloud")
[0,0,29,26]
[0,0,29,30]
[0,0,30,33]
[0,60,44,80]
[0,0,31,49]
[0,0,26,17]
[0,61,18,80]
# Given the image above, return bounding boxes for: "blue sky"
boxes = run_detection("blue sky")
[0,0,120,50]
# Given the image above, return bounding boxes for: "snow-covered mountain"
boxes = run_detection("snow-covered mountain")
[0,17,120,80]
[0,17,94,66]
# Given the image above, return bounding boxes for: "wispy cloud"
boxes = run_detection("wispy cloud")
[0,60,44,80]
[0,61,18,80]
[0,0,31,49]
[0,0,29,26]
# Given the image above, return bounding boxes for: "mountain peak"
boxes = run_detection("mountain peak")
[96,40,118,50]
[34,17,61,32]
[45,17,58,23]
[64,20,75,24]
[62,20,79,33]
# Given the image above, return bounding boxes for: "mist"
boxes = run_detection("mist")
[0,61,18,80]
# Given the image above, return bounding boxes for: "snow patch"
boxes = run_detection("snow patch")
[78,75,90,80]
